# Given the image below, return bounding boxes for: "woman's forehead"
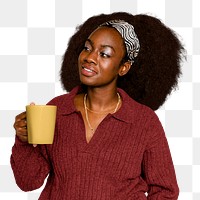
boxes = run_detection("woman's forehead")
[87,26,124,47]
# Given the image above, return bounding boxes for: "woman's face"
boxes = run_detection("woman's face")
[78,26,127,88]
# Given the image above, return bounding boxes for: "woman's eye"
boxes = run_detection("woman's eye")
[83,46,91,51]
[100,52,110,58]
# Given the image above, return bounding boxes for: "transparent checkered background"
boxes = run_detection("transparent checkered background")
[0,0,199,199]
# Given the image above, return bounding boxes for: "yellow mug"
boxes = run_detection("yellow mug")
[26,105,57,144]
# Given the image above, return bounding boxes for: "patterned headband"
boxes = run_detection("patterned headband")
[100,20,140,62]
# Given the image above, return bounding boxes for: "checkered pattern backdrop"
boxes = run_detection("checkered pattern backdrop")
[0,0,199,199]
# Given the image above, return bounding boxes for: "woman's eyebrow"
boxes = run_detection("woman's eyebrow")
[86,38,93,45]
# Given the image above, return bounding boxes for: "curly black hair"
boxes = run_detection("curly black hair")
[60,12,186,110]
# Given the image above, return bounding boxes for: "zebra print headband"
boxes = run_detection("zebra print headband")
[100,20,140,62]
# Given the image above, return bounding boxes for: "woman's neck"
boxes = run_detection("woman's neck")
[86,87,119,112]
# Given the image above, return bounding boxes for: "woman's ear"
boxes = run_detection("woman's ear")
[118,61,132,76]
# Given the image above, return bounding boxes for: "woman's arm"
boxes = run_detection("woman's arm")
[10,98,59,191]
[143,113,179,200]
[10,137,51,192]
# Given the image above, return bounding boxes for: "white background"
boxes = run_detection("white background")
[0,0,199,199]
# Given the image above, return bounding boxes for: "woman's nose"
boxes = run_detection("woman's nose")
[84,50,98,64]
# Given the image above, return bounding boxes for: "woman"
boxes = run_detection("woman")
[11,12,185,199]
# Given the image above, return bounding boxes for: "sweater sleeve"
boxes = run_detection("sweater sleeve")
[142,112,179,200]
[10,137,51,191]
[10,97,61,191]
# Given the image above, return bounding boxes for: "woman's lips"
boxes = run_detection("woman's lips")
[81,66,97,77]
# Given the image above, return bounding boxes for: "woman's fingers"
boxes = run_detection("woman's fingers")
[17,135,28,142]
[14,103,36,146]
[14,111,28,142]
[14,119,27,129]
[15,111,26,121]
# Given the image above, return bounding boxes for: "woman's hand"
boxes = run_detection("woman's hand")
[14,111,28,142]
[13,103,37,147]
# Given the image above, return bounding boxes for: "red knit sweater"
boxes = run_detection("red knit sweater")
[11,86,179,199]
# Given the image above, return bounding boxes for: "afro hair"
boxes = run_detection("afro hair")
[60,12,186,110]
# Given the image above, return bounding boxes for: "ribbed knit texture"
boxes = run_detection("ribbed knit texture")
[11,86,179,199]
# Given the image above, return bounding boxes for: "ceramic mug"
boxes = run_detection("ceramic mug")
[26,105,57,144]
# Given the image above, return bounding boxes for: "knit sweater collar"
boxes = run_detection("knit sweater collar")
[60,86,145,124]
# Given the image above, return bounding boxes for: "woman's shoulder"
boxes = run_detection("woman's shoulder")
[119,87,161,126]
[119,88,155,115]
[48,86,79,105]
[47,92,71,106]
[46,86,80,115]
